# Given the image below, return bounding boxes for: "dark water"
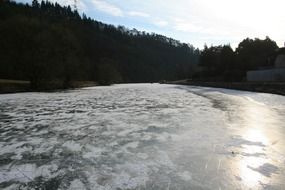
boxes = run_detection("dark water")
[0,84,285,190]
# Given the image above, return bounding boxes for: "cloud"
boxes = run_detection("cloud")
[91,0,123,17]
[127,11,150,18]
[172,18,245,39]
[173,19,202,33]
[46,0,87,12]
[153,19,168,27]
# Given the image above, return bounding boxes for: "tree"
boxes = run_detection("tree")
[236,37,278,71]
[32,0,40,8]
[97,58,122,85]
[197,37,279,82]
[198,45,238,81]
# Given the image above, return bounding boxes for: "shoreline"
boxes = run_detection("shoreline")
[1,80,285,96]
[165,80,285,96]
[0,80,98,94]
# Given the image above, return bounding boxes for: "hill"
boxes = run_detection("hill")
[0,0,199,89]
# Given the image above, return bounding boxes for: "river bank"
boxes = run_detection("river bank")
[165,80,285,96]
[0,79,98,94]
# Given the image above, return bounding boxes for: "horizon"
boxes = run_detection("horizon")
[16,0,285,49]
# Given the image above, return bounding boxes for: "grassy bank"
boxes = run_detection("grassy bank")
[165,80,285,96]
[0,79,30,93]
[0,79,98,94]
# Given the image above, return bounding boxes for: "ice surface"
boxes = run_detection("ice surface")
[1,84,285,189]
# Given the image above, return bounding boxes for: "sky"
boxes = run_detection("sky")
[17,0,285,49]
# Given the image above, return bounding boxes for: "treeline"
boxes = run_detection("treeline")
[0,0,281,89]
[0,0,199,89]
[195,37,279,81]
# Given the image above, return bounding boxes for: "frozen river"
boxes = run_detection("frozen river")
[1,84,285,190]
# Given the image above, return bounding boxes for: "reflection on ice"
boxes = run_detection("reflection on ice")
[230,93,284,189]
[239,156,265,187]
[243,129,268,146]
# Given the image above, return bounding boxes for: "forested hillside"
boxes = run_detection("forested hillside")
[0,0,200,89]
